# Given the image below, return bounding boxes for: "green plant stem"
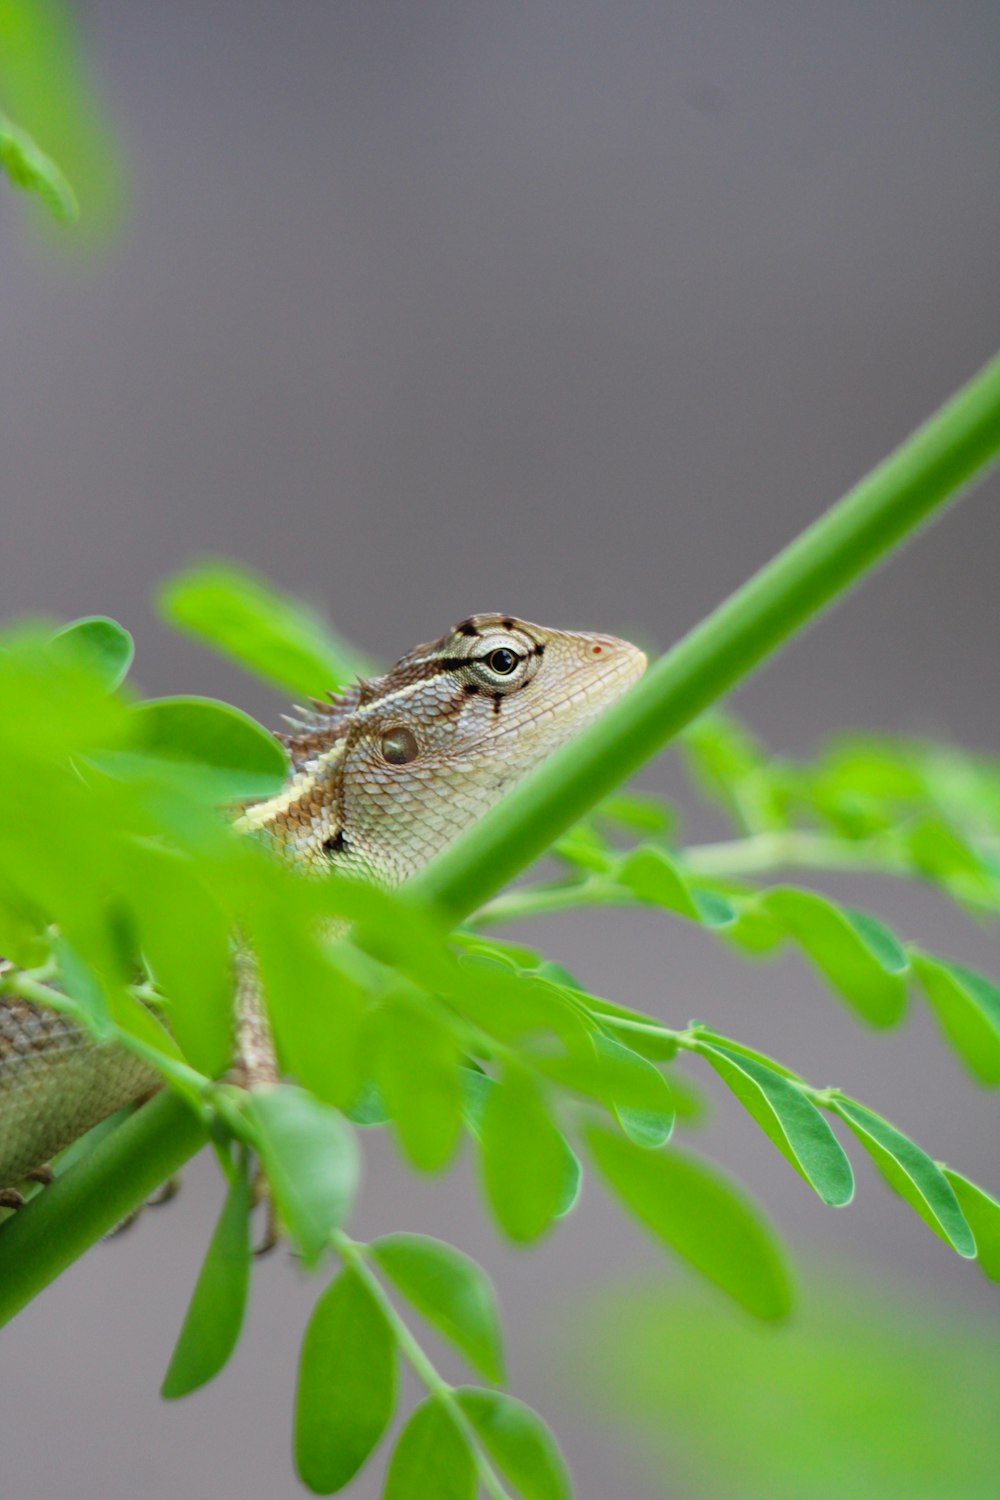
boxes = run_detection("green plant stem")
[0,1093,207,1329]
[411,350,1000,923]
[332,1232,514,1500]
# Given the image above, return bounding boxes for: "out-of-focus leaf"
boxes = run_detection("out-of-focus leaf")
[161,1154,252,1398]
[246,1087,358,1268]
[455,1388,572,1500]
[831,1096,974,1257]
[586,1126,793,1320]
[294,1267,396,1493]
[571,1270,1000,1500]
[481,1069,571,1242]
[383,1398,476,1500]
[370,994,463,1172]
[596,791,674,836]
[681,711,788,831]
[460,1069,581,1219]
[616,847,736,928]
[51,616,133,688]
[942,1170,1000,1284]
[253,920,365,1110]
[128,696,287,802]
[121,842,233,1077]
[541,1034,674,1148]
[906,818,997,895]
[0,109,77,219]
[763,887,908,1026]
[912,953,1000,1086]
[575,992,678,1061]
[552,823,613,872]
[372,1233,504,1383]
[159,562,374,697]
[696,1041,854,1206]
[0,0,123,235]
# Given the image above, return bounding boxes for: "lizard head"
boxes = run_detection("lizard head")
[248,615,647,884]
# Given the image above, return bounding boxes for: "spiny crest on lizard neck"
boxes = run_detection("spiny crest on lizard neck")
[238,614,647,886]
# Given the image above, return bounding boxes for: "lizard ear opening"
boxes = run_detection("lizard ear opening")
[380,726,420,765]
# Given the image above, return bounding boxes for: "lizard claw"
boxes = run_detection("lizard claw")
[0,1188,25,1211]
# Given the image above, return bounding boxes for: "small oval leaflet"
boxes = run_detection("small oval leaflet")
[294,1267,397,1494]
[371,1232,505,1383]
[831,1096,975,1257]
[586,1125,793,1321]
[161,1153,252,1399]
[456,1387,572,1500]
[696,1040,854,1207]
[383,1398,475,1500]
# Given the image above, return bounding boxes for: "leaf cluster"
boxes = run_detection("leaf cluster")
[3,562,1000,1495]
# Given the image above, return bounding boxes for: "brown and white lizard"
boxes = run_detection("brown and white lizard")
[0,614,646,1202]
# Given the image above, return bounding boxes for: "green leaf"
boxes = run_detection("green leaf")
[912,953,1000,1086]
[596,791,674,835]
[541,1033,674,1148]
[371,1233,505,1383]
[51,616,134,690]
[942,1170,1000,1284]
[0,111,77,220]
[455,1388,572,1500]
[253,922,365,1110]
[586,1126,793,1320]
[121,842,234,1077]
[159,562,374,697]
[831,1097,975,1257]
[371,995,463,1172]
[577,992,679,1061]
[294,1267,396,1493]
[616,846,736,928]
[481,1069,572,1242]
[128,696,287,801]
[161,1154,252,1398]
[695,1042,854,1206]
[383,1398,476,1500]
[763,887,908,1026]
[460,1069,581,1219]
[246,1087,359,1268]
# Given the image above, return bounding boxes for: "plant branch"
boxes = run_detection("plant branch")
[0,1093,207,1329]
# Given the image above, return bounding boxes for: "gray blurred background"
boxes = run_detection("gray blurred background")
[1,2,999,1496]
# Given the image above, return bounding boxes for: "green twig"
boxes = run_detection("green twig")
[0,1093,207,1328]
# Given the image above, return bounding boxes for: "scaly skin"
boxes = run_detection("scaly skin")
[0,616,646,1192]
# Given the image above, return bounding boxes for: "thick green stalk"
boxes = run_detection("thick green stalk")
[0,1093,206,1327]
[2,349,999,1322]
[410,350,1000,922]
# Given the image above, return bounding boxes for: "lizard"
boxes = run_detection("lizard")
[0,613,646,1204]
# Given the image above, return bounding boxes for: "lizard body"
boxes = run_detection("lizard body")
[0,615,646,1193]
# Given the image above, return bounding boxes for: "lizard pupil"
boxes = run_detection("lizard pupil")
[380,726,419,765]
[487,648,518,675]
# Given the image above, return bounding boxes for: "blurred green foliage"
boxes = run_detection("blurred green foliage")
[0,0,123,233]
[2,563,1000,1495]
[569,1268,1000,1500]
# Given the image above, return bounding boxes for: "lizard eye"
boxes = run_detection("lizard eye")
[380,726,419,765]
[486,647,518,675]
